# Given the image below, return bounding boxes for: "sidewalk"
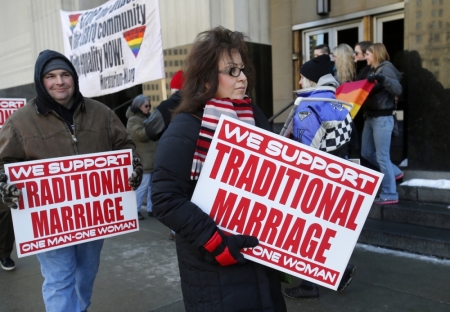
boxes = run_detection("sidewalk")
[1,215,450,312]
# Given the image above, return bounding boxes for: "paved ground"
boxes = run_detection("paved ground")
[1,213,450,312]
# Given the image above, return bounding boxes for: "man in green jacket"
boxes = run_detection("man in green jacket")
[0,49,142,312]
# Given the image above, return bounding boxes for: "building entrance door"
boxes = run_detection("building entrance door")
[303,21,363,61]
[375,12,406,163]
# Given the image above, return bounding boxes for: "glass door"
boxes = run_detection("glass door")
[305,29,331,60]
[374,12,405,66]
[303,21,363,61]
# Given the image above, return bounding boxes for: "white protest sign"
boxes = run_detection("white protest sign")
[192,115,383,290]
[0,98,26,129]
[60,0,164,97]
[5,150,139,257]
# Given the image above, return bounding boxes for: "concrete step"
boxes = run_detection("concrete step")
[368,200,450,230]
[399,184,450,205]
[358,218,450,258]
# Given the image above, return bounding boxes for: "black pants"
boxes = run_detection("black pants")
[0,202,14,258]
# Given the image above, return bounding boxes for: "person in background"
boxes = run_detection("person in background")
[0,198,15,271]
[362,43,404,205]
[313,44,335,74]
[332,43,357,160]
[126,95,158,220]
[151,26,287,311]
[313,43,331,57]
[0,49,142,312]
[283,54,356,300]
[351,41,373,161]
[143,70,184,141]
[144,70,184,240]
[354,41,373,80]
[332,43,356,84]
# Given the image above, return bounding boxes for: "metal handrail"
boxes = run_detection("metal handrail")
[112,99,133,112]
[268,100,295,124]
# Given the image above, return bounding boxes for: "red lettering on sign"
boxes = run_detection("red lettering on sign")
[30,196,125,238]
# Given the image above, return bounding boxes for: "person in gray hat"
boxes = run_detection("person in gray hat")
[0,49,142,312]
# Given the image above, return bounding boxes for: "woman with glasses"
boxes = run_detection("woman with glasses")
[151,27,286,311]
[126,95,158,220]
[362,43,403,205]
[349,41,374,162]
[354,41,372,80]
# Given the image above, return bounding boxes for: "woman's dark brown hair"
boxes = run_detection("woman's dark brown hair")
[175,26,255,114]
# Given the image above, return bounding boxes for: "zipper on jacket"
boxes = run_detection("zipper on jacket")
[71,125,77,142]
[49,110,79,154]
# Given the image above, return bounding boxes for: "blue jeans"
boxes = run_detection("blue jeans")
[136,173,153,212]
[36,239,104,312]
[361,116,402,200]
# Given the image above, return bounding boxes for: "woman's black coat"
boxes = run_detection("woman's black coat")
[151,104,286,312]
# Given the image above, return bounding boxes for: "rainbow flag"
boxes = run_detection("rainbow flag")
[69,14,81,33]
[123,26,146,57]
[335,79,374,118]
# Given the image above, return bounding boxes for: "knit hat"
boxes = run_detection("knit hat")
[170,70,184,90]
[42,58,74,77]
[300,54,333,83]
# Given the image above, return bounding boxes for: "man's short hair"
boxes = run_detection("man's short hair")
[314,44,330,55]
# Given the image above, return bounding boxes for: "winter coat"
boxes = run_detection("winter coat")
[363,61,402,117]
[0,49,135,166]
[292,74,352,158]
[151,104,286,312]
[144,91,182,141]
[126,107,158,173]
[355,60,371,81]
[0,98,135,164]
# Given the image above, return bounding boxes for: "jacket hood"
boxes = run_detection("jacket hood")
[34,50,83,116]
[294,74,338,97]
[316,74,339,88]
[294,85,336,98]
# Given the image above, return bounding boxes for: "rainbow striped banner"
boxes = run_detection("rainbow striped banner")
[123,26,146,57]
[69,14,81,33]
[335,79,374,118]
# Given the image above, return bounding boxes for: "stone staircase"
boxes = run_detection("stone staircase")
[358,177,450,259]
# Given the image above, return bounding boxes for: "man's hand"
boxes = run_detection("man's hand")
[128,157,143,190]
[203,228,258,266]
[367,74,385,83]
[0,173,21,209]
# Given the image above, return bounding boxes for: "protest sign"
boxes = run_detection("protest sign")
[60,0,164,97]
[0,98,26,129]
[191,115,383,290]
[5,149,139,257]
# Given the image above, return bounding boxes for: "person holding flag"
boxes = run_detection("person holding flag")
[282,54,357,300]
[362,43,404,205]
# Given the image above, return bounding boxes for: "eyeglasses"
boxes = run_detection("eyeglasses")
[218,67,252,77]
[143,105,150,108]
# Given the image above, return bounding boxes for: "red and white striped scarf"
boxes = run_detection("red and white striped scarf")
[191,97,255,180]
